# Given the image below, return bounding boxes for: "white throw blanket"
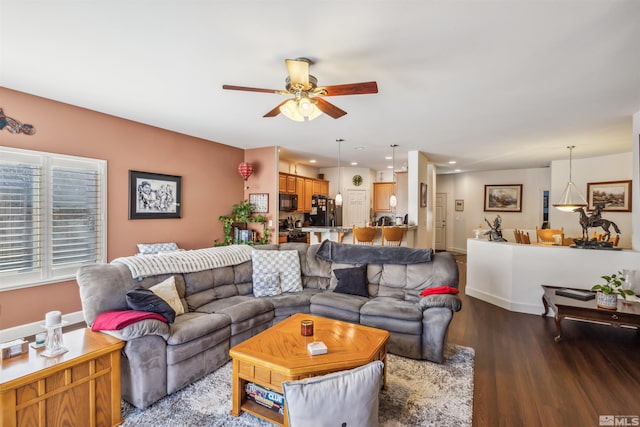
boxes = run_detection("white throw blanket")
[112,245,254,279]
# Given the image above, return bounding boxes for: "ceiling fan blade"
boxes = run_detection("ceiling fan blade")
[318,81,378,96]
[285,59,310,88]
[222,85,287,95]
[263,99,290,118]
[314,98,347,119]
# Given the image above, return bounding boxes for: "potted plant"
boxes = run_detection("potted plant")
[217,200,271,246]
[591,271,634,310]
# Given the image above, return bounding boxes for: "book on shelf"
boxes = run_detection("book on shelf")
[555,288,596,301]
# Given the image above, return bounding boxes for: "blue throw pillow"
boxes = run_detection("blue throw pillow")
[333,265,369,297]
[126,286,176,323]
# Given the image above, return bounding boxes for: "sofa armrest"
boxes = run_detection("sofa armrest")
[418,294,462,312]
[98,319,170,341]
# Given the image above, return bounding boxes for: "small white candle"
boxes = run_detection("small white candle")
[45,310,62,327]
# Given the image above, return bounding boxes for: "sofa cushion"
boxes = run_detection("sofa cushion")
[251,250,283,296]
[283,360,383,427]
[126,286,176,323]
[251,249,303,296]
[91,309,167,331]
[150,276,185,315]
[254,272,282,297]
[360,298,423,335]
[418,294,463,311]
[333,265,369,297]
[279,250,303,292]
[166,312,231,345]
[96,317,170,341]
[137,242,179,255]
[309,292,368,323]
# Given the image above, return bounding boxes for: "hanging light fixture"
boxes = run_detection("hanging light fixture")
[552,145,587,212]
[335,138,344,206]
[389,144,398,209]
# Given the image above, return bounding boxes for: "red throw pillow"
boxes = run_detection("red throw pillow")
[420,286,460,297]
[91,310,167,331]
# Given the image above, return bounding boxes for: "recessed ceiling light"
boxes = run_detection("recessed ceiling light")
[387,165,393,169]
[454,169,461,172]
[309,159,317,163]
[385,156,392,160]
[353,146,365,150]
[351,162,358,166]
[448,160,457,164]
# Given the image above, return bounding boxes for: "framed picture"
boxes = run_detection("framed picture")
[128,170,182,219]
[484,184,522,212]
[587,180,632,212]
[455,199,464,211]
[420,183,427,207]
[249,193,269,213]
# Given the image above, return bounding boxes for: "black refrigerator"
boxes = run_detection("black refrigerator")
[310,195,342,226]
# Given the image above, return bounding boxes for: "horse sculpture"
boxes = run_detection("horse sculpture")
[574,203,620,241]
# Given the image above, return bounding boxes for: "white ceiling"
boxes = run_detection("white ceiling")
[2,1,639,173]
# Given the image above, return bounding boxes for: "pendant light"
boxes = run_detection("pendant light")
[335,138,344,206]
[389,144,398,209]
[552,145,587,212]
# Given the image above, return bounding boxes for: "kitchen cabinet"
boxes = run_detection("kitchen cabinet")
[304,179,313,212]
[296,177,305,212]
[373,182,396,212]
[278,173,296,193]
[319,180,328,195]
[286,175,296,193]
[280,173,328,212]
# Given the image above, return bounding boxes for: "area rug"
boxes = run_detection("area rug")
[121,344,474,427]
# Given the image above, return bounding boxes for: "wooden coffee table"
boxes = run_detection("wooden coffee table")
[229,313,389,426]
[542,284,640,342]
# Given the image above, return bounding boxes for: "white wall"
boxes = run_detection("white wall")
[442,167,550,252]
[549,152,633,247]
[631,110,640,250]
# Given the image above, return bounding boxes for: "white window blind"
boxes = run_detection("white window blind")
[0,147,106,290]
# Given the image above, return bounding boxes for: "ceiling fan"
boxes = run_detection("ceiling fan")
[222,58,378,121]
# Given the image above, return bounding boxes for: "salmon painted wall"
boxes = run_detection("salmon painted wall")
[244,146,278,244]
[0,87,246,329]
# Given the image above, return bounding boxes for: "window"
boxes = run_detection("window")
[0,147,106,290]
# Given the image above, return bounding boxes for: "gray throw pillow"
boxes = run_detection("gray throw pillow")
[282,360,383,427]
[333,264,369,297]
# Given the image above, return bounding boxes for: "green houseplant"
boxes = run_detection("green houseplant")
[217,199,271,246]
[591,271,634,309]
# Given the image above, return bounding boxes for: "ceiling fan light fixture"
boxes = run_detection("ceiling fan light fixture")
[279,99,305,122]
[297,97,322,121]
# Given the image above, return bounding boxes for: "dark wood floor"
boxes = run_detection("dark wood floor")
[448,255,640,427]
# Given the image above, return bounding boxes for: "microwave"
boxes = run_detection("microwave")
[279,193,298,212]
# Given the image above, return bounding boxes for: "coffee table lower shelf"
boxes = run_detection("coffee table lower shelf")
[240,399,285,426]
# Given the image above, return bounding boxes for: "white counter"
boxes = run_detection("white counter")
[466,238,640,315]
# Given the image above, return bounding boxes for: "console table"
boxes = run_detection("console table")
[0,328,123,427]
[541,285,640,342]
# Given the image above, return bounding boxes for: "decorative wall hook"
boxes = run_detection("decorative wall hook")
[0,108,36,135]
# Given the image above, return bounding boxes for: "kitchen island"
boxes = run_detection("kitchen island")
[302,225,418,247]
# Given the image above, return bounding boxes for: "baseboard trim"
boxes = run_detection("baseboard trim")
[465,287,542,315]
[0,311,85,343]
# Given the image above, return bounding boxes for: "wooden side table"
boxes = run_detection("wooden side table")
[0,328,124,427]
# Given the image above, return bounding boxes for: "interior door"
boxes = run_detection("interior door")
[345,190,368,227]
[435,193,446,250]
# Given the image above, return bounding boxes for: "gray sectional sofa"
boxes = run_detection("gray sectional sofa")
[76,242,461,409]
